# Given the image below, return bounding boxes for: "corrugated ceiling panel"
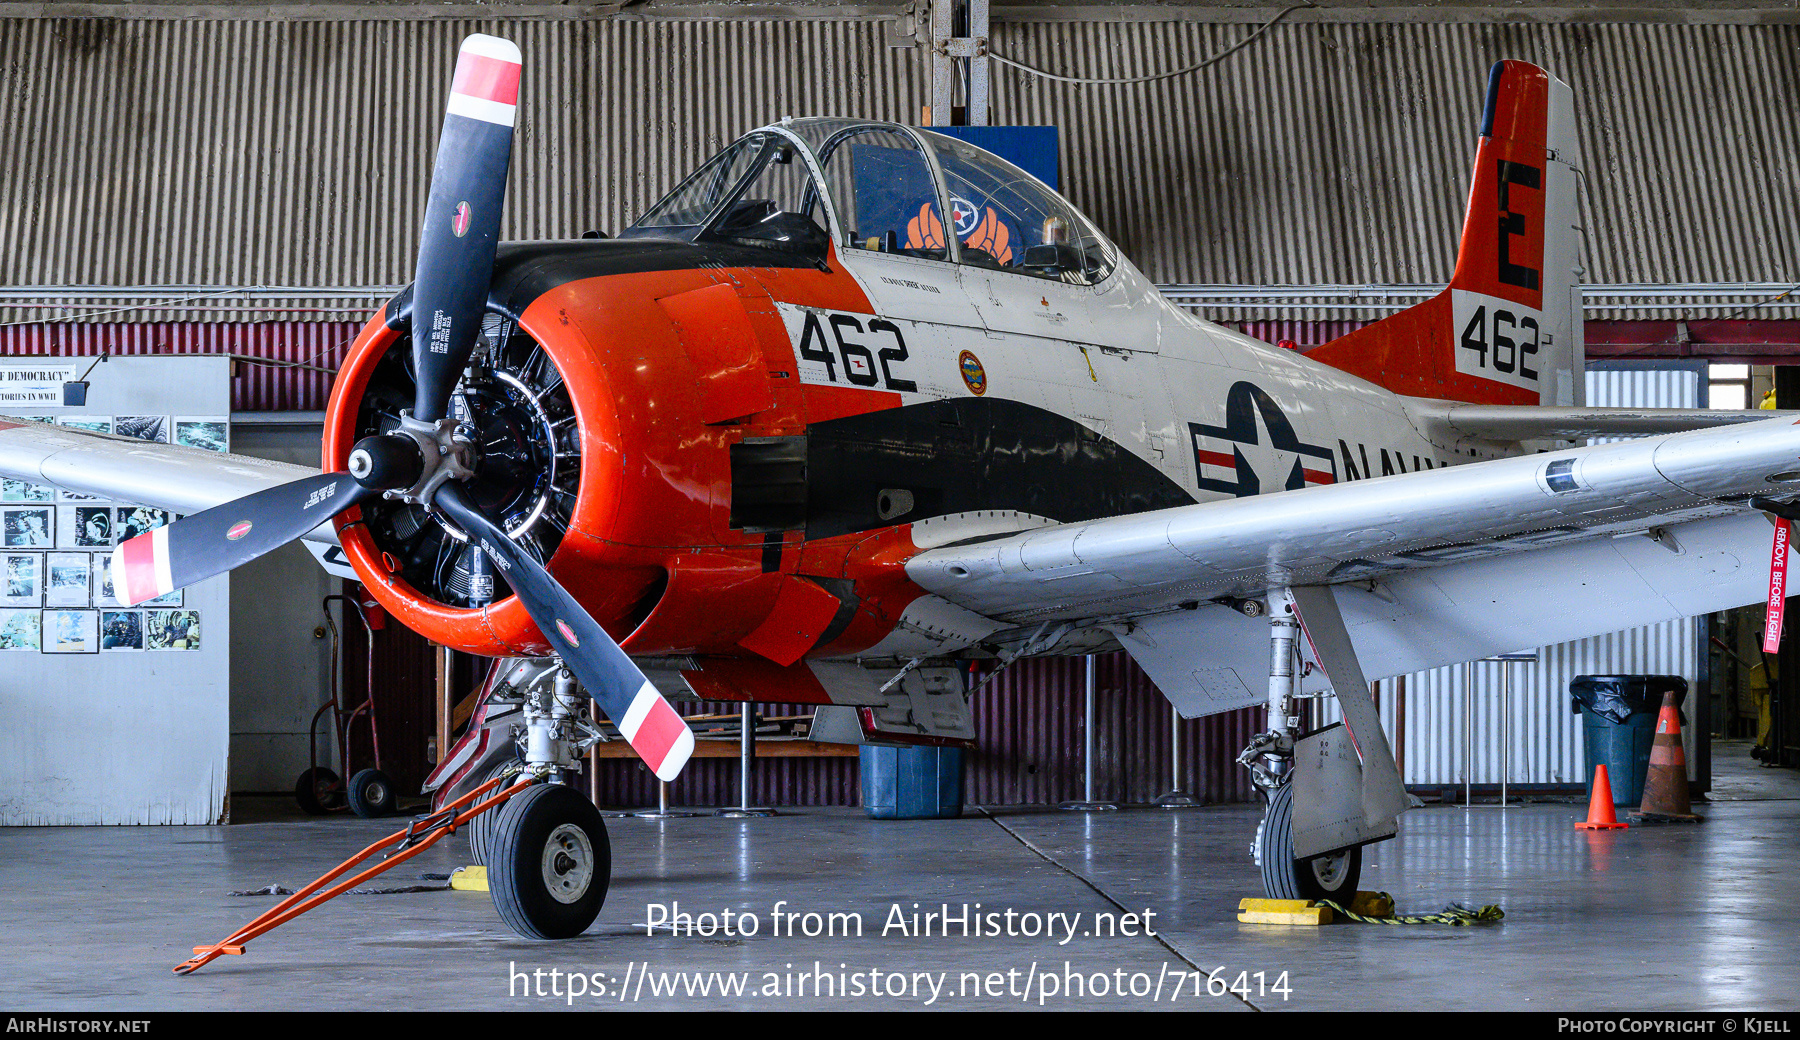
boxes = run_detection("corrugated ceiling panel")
[0,17,920,313]
[3,18,1800,321]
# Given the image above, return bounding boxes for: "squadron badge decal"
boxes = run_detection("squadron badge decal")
[958,351,988,396]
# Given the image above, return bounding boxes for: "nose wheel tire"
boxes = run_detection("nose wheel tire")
[1255,783,1362,902]
[488,783,611,940]
[347,767,399,818]
[466,761,517,866]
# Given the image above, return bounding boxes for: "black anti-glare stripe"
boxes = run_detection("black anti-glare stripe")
[386,239,820,332]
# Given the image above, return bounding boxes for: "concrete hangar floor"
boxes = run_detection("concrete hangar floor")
[2,742,1796,1013]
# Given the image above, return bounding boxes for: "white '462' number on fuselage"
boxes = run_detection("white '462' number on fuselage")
[1451,288,1542,393]
[782,306,917,393]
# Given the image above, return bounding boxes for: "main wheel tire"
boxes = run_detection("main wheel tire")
[294,767,343,815]
[1256,784,1362,902]
[488,783,611,940]
[347,768,399,818]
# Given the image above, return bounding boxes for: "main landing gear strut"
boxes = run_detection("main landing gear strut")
[1238,587,1409,902]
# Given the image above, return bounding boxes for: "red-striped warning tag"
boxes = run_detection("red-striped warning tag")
[1765,518,1792,653]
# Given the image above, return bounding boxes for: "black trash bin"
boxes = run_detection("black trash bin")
[1569,675,1685,805]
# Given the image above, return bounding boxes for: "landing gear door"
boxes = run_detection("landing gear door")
[1291,723,1399,858]
[1288,584,1411,858]
[807,661,976,748]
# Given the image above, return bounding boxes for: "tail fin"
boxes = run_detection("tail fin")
[1308,60,1585,406]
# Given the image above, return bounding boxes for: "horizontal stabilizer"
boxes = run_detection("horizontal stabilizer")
[1413,402,1797,442]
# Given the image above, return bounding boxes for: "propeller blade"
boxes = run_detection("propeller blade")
[411,34,522,422]
[110,474,379,607]
[433,483,694,782]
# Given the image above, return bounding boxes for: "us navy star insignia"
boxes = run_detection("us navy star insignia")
[1188,381,1337,498]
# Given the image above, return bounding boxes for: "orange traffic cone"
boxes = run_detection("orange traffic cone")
[1576,764,1628,829]
[1630,690,1702,825]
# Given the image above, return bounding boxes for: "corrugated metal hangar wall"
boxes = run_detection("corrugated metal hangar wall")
[3,15,1799,305]
[0,8,1781,806]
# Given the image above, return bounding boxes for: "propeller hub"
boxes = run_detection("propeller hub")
[374,414,478,510]
[350,325,580,609]
[348,434,427,491]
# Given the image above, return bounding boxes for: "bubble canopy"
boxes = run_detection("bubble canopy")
[623,118,1119,285]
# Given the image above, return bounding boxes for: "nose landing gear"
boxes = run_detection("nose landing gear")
[481,663,614,939]
[487,784,612,940]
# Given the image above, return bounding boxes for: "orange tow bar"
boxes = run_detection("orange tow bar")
[175,774,537,975]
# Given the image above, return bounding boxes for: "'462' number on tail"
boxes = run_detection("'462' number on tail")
[1452,290,1543,393]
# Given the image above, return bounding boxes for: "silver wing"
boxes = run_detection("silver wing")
[906,413,1800,716]
[0,420,334,544]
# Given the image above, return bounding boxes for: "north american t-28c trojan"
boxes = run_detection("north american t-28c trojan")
[5,35,1795,946]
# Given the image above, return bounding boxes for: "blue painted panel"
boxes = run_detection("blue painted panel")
[921,125,1060,190]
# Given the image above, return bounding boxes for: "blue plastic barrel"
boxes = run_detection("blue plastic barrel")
[1580,709,1659,805]
[859,745,965,819]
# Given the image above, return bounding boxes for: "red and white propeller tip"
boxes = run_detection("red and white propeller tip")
[111,527,174,607]
[618,682,696,783]
[446,35,522,128]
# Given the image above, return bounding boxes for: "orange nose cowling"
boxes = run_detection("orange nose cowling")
[324,303,659,657]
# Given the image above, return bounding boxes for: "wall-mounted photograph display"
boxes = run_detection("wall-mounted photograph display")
[0,402,221,658]
[2,553,40,608]
[174,418,228,453]
[99,610,143,651]
[44,553,91,608]
[3,507,53,548]
[91,554,120,608]
[42,609,96,653]
[0,609,39,650]
[145,610,200,651]
[113,416,168,443]
[114,506,171,542]
[60,506,112,549]
[2,479,53,504]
